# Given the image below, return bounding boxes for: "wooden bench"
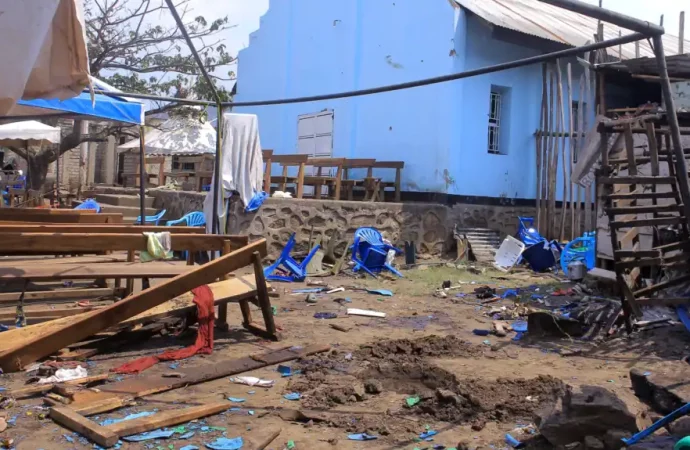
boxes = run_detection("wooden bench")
[262,149,273,193]
[341,159,376,200]
[303,157,345,199]
[0,225,205,234]
[367,161,404,202]
[0,210,123,224]
[270,154,308,198]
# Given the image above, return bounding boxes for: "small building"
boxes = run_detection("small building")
[234,0,686,203]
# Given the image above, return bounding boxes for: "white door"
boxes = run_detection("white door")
[297,110,334,196]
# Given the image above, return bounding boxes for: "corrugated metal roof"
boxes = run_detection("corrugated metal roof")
[453,0,689,60]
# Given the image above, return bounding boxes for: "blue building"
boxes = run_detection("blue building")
[234,0,683,200]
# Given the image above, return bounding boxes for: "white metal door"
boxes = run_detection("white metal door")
[297,110,334,196]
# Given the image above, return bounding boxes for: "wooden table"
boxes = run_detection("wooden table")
[341,159,376,200]
[269,154,308,198]
[303,157,345,199]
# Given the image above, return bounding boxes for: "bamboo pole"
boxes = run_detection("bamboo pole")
[576,74,585,236]
[549,68,562,240]
[537,64,548,232]
[546,69,556,239]
[567,63,575,240]
[557,60,568,242]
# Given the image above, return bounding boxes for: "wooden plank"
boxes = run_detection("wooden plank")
[4,374,110,399]
[623,124,638,175]
[610,216,683,229]
[107,402,230,436]
[0,225,204,234]
[614,249,661,259]
[607,191,676,200]
[0,239,267,372]
[0,262,190,281]
[600,176,676,185]
[0,306,102,320]
[0,233,243,253]
[50,407,119,448]
[619,227,639,247]
[70,344,329,415]
[637,297,690,307]
[0,288,114,305]
[634,274,690,298]
[0,208,97,215]
[615,253,690,269]
[606,204,681,215]
[0,213,123,224]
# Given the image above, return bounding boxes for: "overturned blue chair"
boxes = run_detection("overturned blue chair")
[74,198,101,212]
[135,209,166,225]
[351,227,403,278]
[166,211,206,227]
[264,233,320,282]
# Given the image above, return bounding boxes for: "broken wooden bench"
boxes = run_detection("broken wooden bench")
[0,208,124,224]
[0,239,273,372]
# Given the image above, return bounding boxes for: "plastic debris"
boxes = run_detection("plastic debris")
[180,446,200,450]
[99,410,157,426]
[406,396,420,407]
[123,429,175,442]
[205,436,243,450]
[482,340,491,345]
[313,312,337,319]
[505,433,524,448]
[472,329,490,336]
[292,288,324,294]
[348,433,378,441]
[179,432,195,439]
[366,289,393,296]
[247,391,255,395]
[347,308,386,318]
[38,365,88,384]
[286,441,295,449]
[502,289,519,298]
[227,397,246,403]
[64,434,74,443]
[168,363,179,370]
[420,430,438,440]
[277,365,298,377]
[229,376,275,387]
[283,393,301,401]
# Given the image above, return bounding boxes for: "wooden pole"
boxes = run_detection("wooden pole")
[550,68,562,240]
[537,64,548,232]
[584,58,593,232]
[680,12,686,55]
[557,59,568,241]
[576,74,585,235]
[546,69,556,238]
[567,63,575,240]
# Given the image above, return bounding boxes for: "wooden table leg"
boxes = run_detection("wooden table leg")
[394,168,402,202]
[252,251,278,340]
[217,241,231,330]
[125,250,135,296]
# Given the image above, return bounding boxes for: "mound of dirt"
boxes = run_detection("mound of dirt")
[355,335,485,362]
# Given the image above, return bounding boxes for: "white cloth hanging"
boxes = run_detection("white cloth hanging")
[203,113,264,233]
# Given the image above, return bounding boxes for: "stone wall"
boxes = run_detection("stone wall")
[147,189,568,258]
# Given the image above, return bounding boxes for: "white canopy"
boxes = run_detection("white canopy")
[0,0,90,115]
[0,121,61,147]
[119,117,216,156]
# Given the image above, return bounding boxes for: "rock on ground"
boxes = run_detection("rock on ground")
[536,385,645,446]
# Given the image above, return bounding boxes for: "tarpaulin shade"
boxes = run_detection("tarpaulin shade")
[0,120,61,147]
[118,117,215,154]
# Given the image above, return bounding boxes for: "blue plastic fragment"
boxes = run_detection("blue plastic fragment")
[283,392,301,401]
[179,432,196,439]
[205,436,244,449]
[227,397,246,403]
[313,312,337,319]
[348,433,378,441]
[643,371,652,376]
[367,289,393,296]
[472,329,490,336]
[502,289,519,298]
[505,433,524,448]
[64,434,75,443]
[99,410,157,426]
[512,321,528,332]
[7,415,17,425]
[169,362,179,370]
[180,446,200,450]
[277,365,292,376]
[420,430,438,440]
[247,391,255,395]
[292,288,324,294]
[123,429,175,442]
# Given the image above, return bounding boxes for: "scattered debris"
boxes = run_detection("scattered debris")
[347,308,386,318]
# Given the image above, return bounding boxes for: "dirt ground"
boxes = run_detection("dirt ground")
[1,262,689,449]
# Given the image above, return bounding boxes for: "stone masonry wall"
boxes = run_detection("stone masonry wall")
[146,189,572,258]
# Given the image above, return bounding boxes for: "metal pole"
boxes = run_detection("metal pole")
[55,147,59,208]
[91,33,646,110]
[164,0,223,236]
[139,125,146,225]
[538,0,664,35]
[652,35,690,225]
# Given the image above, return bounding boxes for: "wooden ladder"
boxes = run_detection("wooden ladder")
[602,120,690,328]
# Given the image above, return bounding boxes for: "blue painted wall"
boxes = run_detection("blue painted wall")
[235,0,592,200]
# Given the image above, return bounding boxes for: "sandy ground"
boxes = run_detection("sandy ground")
[1,263,688,450]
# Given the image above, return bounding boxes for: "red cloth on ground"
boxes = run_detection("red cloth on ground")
[112,285,215,374]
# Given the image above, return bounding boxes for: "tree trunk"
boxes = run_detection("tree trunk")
[27,152,52,192]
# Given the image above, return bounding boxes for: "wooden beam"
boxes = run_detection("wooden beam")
[0,288,114,306]
[107,402,230,436]
[611,216,684,229]
[0,306,102,320]
[0,213,123,224]
[0,233,246,253]
[600,176,676,185]
[50,407,119,448]
[69,344,329,415]
[0,225,205,234]
[0,239,267,372]
[0,262,190,281]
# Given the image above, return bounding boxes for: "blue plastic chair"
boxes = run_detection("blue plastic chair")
[166,211,206,227]
[560,232,596,276]
[264,233,320,282]
[135,209,167,225]
[350,227,403,278]
[74,198,101,213]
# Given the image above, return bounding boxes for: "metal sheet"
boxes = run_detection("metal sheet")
[453,0,689,60]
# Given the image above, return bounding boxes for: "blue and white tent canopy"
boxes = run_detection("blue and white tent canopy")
[7,77,144,125]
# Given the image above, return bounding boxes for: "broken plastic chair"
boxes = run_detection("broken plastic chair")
[264,233,320,282]
[350,227,403,278]
[166,211,205,227]
[135,209,167,225]
[74,198,101,212]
